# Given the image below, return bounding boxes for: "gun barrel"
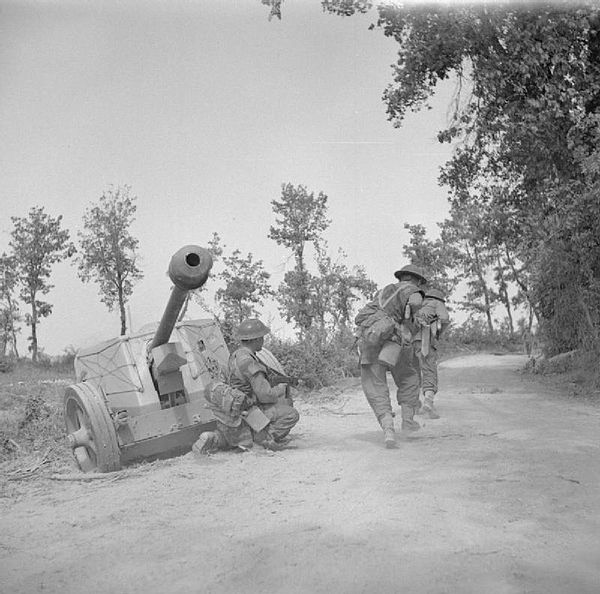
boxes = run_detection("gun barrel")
[149,245,213,350]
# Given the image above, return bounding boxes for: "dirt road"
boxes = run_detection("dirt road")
[1,353,599,594]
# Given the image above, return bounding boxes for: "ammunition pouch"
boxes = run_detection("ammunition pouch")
[206,382,249,427]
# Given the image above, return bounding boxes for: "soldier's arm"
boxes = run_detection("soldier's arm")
[249,373,286,404]
[435,302,450,337]
[437,301,450,324]
[408,292,424,309]
[237,354,286,404]
[407,291,425,319]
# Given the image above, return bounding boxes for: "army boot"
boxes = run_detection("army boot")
[421,390,440,419]
[400,404,421,432]
[254,429,286,451]
[380,413,396,448]
[193,430,225,455]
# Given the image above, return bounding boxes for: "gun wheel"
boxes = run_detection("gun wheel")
[64,383,121,473]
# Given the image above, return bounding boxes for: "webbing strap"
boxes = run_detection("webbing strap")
[378,285,403,310]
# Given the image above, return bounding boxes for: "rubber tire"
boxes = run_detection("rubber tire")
[64,382,121,473]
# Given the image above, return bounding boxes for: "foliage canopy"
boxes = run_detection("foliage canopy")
[75,186,143,336]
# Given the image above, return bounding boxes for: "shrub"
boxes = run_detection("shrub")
[444,317,521,352]
[0,359,74,466]
[266,327,359,389]
[50,346,77,374]
[0,356,16,373]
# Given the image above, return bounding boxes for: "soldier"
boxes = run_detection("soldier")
[354,264,429,448]
[194,318,300,455]
[228,318,300,447]
[415,287,450,419]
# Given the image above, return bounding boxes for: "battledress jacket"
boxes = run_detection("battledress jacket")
[413,297,450,350]
[228,346,284,405]
[355,281,424,365]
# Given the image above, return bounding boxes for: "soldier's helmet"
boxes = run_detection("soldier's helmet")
[237,318,271,341]
[394,264,428,284]
[425,287,445,301]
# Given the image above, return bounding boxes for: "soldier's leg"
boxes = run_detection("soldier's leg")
[192,423,230,455]
[260,401,300,442]
[420,349,440,419]
[218,422,254,450]
[361,362,396,447]
[391,346,421,432]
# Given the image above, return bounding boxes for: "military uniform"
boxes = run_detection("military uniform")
[193,319,299,456]
[204,382,254,450]
[414,291,450,418]
[229,346,299,442]
[355,276,425,446]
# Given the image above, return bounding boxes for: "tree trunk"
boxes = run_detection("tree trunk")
[118,282,126,336]
[496,252,514,337]
[473,245,494,335]
[576,291,599,341]
[504,246,540,324]
[11,322,19,358]
[7,294,19,357]
[30,298,38,363]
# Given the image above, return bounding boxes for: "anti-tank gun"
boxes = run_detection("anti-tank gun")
[64,245,229,473]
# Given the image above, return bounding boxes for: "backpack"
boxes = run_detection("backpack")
[355,283,421,349]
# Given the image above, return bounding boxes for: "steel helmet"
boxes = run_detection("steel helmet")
[236,318,270,341]
[394,264,427,284]
[425,287,445,301]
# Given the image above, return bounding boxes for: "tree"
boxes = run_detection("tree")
[10,206,73,362]
[324,1,600,352]
[75,186,143,336]
[402,223,461,297]
[269,183,331,334]
[0,253,21,358]
[440,205,498,335]
[313,243,377,333]
[188,233,274,341]
[215,249,274,340]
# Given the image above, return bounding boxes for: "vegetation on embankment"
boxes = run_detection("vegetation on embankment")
[2,330,597,483]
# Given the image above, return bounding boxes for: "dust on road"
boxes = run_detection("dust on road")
[1,354,599,594]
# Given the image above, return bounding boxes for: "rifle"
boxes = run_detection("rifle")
[265,371,299,388]
[255,348,299,387]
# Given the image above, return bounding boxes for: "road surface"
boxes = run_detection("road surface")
[1,353,599,594]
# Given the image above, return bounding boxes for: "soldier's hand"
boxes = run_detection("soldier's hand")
[416,312,436,327]
[285,386,299,407]
[274,383,288,398]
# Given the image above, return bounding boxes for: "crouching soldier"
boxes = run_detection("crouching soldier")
[194,318,300,455]
[230,318,299,447]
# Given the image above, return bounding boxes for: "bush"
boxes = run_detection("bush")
[0,355,16,373]
[50,346,77,374]
[266,328,359,389]
[444,317,521,352]
[0,359,74,466]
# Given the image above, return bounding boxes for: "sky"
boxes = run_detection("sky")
[0,0,457,356]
